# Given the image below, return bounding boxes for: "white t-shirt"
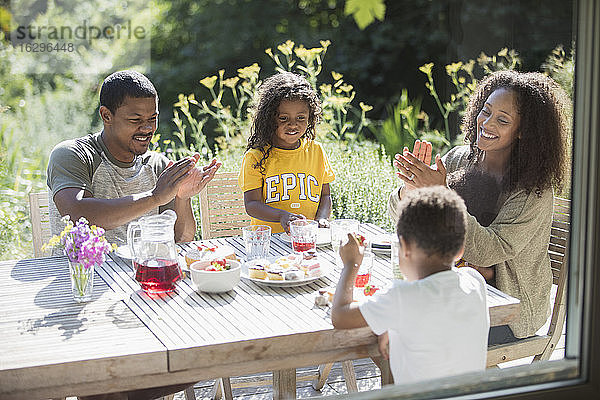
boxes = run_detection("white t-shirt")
[359,267,489,385]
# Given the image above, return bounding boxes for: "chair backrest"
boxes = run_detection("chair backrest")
[487,196,571,366]
[543,197,570,347]
[199,172,251,239]
[29,191,52,258]
[549,197,570,285]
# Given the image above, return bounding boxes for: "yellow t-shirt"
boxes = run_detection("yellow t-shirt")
[238,139,335,233]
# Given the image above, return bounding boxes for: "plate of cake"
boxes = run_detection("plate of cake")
[241,253,331,287]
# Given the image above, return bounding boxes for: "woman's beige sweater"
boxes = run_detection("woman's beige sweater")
[388,145,552,338]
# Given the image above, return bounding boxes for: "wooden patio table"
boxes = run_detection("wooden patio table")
[0,223,520,400]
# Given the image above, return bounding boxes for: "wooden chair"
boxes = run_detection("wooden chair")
[29,191,53,258]
[199,172,251,239]
[487,197,570,366]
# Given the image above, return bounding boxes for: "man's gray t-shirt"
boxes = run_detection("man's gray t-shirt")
[46,132,169,245]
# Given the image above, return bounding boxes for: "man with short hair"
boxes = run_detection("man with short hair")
[47,70,220,246]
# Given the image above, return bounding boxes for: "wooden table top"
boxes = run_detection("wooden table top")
[0,223,520,399]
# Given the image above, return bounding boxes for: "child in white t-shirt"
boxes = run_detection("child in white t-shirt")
[331,186,489,385]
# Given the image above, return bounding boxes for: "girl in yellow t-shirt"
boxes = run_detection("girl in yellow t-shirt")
[238,72,335,234]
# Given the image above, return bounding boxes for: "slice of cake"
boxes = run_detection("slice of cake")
[248,264,267,280]
[304,261,323,277]
[266,265,284,281]
[283,268,304,281]
[276,254,303,269]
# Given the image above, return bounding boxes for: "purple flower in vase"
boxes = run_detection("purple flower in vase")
[43,215,113,268]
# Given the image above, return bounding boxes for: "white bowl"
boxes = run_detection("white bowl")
[189,259,241,293]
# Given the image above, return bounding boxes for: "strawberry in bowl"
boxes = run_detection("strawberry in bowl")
[363,284,379,296]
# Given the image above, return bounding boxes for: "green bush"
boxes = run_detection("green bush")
[326,139,396,232]
[0,73,99,260]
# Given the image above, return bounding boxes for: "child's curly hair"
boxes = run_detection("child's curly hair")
[247,72,322,174]
[461,70,571,194]
[397,186,468,261]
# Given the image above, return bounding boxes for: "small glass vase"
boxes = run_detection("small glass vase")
[69,260,94,303]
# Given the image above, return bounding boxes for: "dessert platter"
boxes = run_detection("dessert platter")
[279,227,331,246]
[241,252,332,287]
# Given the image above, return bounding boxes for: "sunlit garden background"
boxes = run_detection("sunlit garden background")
[0,0,574,260]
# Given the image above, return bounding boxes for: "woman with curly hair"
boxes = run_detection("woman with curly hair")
[238,72,335,233]
[388,70,570,343]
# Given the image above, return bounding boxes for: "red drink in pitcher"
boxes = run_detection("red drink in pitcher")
[292,240,316,253]
[134,259,181,293]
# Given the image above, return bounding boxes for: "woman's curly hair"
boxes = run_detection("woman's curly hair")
[461,70,571,194]
[247,72,322,174]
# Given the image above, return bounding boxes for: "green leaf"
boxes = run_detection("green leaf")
[344,0,386,30]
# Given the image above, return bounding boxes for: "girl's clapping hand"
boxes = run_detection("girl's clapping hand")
[280,212,305,233]
[317,218,330,228]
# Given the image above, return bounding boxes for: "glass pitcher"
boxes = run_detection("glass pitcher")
[127,210,181,294]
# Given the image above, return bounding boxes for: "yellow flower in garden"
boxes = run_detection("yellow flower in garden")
[359,102,373,112]
[222,77,239,88]
[294,46,310,61]
[238,63,260,80]
[200,75,218,89]
[327,96,351,109]
[331,71,343,81]
[445,62,462,75]
[277,40,295,56]
[188,94,199,105]
[338,83,353,93]
[265,48,273,57]
[173,93,187,108]
[319,40,331,50]
[419,63,434,76]
[463,59,475,74]
[498,48,508,57]
[319,84,332,96]
[477,52,492,64]
[294,45,323,62]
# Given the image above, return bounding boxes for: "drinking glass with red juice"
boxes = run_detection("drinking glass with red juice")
[289,220,318,254]
[355,252,373,288]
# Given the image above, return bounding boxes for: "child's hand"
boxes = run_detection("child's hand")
[378,332,390,360]
[280,212,305,233]
[339,233,364,270]
[317,218,330,228]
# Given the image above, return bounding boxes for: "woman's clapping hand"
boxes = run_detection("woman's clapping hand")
[393,140,447,189]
